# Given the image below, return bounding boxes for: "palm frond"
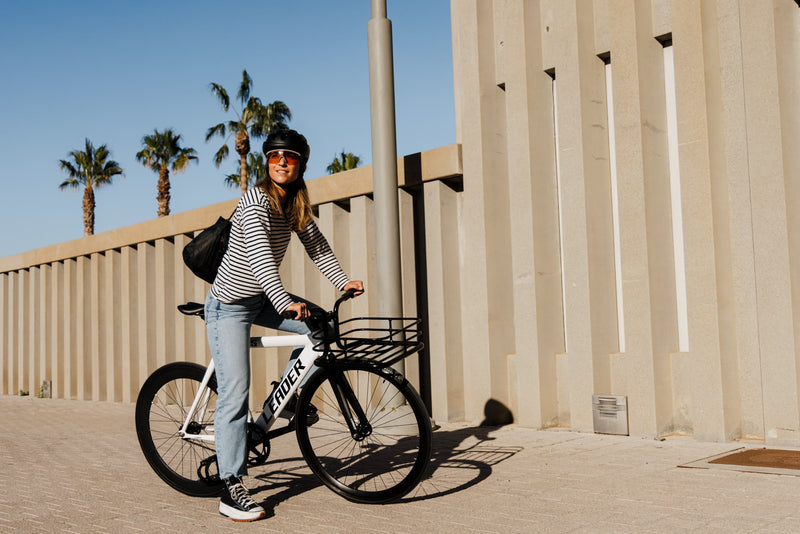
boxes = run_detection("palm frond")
[224,172,241,188]
[205,123,227,142]
[172,147,199,173]
[58,159,81,179]
[237,70,253,107]
[209,82,230,112]
[58,177,81,190]
[213,144,230,167]
[135,147,154,168]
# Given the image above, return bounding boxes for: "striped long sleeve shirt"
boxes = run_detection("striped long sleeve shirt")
[210,187,350,312]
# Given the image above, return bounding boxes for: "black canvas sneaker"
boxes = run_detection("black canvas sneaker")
[219,476,265,522]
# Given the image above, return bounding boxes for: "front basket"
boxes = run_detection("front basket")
[315,316,424,367]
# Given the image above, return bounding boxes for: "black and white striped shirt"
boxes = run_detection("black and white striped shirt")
[210,187,349,312]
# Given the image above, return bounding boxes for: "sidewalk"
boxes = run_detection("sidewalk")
[3,395,800,533]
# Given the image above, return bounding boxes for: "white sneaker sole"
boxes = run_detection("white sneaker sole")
[219,502,266,522]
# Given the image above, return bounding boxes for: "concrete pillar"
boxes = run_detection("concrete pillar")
[608,0,678,437]
[120,246,135,403]
[191,248,210,368]
[0,274,6,394]
[39,265,51,398]
[137,242,155,388]
[63,260,74,399]
[451,0,516,425]
[27,266,37,397]
[775,0,800,444]
[50,262,63,399]
[9,271,18,396]
[75,256,89,400]
[105,249,121,401]
[672,0,739,441]
[155,239,175,371]
[424,180,464,422]
[171,234,194,398]
[18,269,27,396]
[398,189,419,387]
[317,203,350,310]
[546,0,619,431]
[501,0,554,429]
[349,196,376,320]
[90,252,103,401]
[740,0,799,446]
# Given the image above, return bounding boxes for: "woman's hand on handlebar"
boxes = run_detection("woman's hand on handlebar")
[343,280,364,298]
[283,301,310,321]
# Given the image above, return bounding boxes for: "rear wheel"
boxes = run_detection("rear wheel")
[295,363,432,504]
[135,362,223,497]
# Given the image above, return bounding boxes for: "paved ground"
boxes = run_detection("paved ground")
[3,395,800,533]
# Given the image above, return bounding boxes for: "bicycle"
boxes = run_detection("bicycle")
[135,289,432,505]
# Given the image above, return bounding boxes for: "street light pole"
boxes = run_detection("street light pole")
[368,0,403,319]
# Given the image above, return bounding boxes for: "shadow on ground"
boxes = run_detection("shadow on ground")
[250,423,522,506]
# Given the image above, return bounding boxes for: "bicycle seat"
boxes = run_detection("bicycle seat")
[177,302,205,318]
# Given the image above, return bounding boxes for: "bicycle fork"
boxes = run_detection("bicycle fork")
[328,370,373,441]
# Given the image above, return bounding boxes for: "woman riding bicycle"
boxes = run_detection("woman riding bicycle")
[204,128,364,522]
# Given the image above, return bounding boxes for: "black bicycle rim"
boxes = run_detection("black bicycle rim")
[135,362,223,497]
[295,363,432,504]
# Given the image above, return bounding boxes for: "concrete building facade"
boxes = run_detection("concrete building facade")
[2,0,799,444]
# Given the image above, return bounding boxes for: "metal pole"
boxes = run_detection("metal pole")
[368,0,403,320]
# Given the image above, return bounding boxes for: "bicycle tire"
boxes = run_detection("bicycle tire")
[135,362,224,497]
[294,362,432,504]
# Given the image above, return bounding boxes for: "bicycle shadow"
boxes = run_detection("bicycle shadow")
[400,424,522,502]
[250,423,522,505]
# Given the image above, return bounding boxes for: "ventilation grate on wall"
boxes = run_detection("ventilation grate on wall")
[592,395,629,435]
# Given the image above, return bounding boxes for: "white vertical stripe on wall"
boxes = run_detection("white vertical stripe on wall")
[605,61,625,354]
[552,75,568,353]
[0,274,6,394]
[663,44,689,352]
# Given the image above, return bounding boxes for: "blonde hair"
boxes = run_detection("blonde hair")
[258,177,313,232]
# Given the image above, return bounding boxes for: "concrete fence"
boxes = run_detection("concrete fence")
[0,144,462,416]
[3,0,800,445]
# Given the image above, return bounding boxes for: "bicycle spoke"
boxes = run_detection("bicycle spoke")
[136,362,222,497]
[296,364,431,503]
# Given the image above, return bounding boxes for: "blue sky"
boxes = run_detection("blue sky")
[0,1,454,257]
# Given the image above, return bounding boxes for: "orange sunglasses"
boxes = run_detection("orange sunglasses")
[267,150,301,165]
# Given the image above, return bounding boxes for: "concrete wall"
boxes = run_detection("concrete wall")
[449,0,800,444]
[3,0,800,445]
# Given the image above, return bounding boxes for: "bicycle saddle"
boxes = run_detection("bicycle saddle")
[177,302,205,317]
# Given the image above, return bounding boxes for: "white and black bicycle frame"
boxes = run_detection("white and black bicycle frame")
[177,332,320,443]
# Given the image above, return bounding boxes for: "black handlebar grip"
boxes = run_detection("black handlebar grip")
[281,310,298,320]
[342,288,357,300]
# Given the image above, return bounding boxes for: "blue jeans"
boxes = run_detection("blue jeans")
[204,291,315,479]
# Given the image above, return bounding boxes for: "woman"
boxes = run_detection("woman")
[205,129,364,521]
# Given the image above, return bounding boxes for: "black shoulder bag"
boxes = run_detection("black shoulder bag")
[182,214,232,284]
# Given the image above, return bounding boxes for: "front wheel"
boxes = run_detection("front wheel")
[295,363,432,504]
[135,362,223,497]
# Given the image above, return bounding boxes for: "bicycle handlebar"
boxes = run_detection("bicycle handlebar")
[280,289,358,321]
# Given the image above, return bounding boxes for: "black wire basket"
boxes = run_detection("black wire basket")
[314,316,424,367]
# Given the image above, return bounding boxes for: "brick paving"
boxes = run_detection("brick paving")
[4,395,800,533]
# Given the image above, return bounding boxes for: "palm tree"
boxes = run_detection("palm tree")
[136,128,198,217]
[225,153,266,190]
[58,139,123,236]
[327,151,361,174]
[206,70,291,196]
